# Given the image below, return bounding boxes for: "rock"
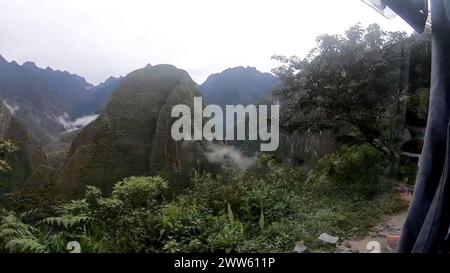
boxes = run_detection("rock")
[369,232,378,237]
[375,223,389,232]
[337,243,353,253]
[43,131,78,169]
[386,234,401,250]
[351,247,360,253]
[339,249,353,254]
[344,241,352,248]
[293,241,308,253]
[318,233,339,245]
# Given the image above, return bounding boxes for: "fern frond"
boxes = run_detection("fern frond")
[5,238,47,253]
[40,216,94,230]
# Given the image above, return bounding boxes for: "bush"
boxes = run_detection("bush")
[309,145,392,199]
[112,176,168,209]
[0,148,402,253]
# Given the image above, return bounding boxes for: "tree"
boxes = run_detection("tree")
[406,27,431,126]
[0,139,17,189]
[272,24,411,159]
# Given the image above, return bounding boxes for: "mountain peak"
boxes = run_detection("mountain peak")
[0,56,103,144]
[22,61,38,69]
[225,66,259,74]
[101,76,123,86]
[59,63,201,197]
[104,76,118,83]
[201,66,280,106]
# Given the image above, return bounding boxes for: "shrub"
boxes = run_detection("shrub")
[0,149,402,253]
[112,176,168,209]
[309,145,392,199]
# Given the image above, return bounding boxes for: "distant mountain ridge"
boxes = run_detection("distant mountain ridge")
[0,54,121,145]
[72,76,123,118]
[200,66,280,107]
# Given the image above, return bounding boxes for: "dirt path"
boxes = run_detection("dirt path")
[337,184,412,253]
[337,211,407,253]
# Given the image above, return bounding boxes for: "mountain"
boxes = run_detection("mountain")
[200,66,280,107]
[0,55,121,145]
[58,64,206,197]
[43,131,79,169]
[0,55,92,144]
[71,76,123,118]
[0,101,47,193]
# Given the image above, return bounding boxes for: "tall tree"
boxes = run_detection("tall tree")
[272,24,411,159]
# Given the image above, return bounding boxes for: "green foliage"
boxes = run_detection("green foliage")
[0,147,402,253]
[160,202,244,253]
[40,216,93,230]
[0,211,46,253]
[207,215,244,253]
[112,176,168,209]
[398,161,418,185]
[0,139,17,188]
[309,145,392,198]
[407,88,430,121]
[273,24,412,159]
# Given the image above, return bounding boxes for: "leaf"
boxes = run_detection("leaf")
[259,209,265,230]
[227,203,234,223]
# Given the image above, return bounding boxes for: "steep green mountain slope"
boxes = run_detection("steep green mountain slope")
[58,64,205,197]
[0,102,46,193]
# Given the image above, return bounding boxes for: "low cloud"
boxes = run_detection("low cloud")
[2,100,19,114]
[205,143,257,171]
[57,113,99,132]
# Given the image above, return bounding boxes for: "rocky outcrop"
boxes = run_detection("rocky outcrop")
[43,131,79,169]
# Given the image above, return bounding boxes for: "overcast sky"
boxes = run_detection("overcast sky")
[0,0,412,85]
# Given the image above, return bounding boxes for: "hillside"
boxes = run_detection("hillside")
[0,102,46,193]
[58,64,205,197]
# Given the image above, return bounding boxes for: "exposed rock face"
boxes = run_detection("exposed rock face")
[43,131,79,169]
[59,64,204,197]
[0,102,46,192]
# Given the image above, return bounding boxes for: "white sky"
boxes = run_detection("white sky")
[0,0,412,85]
